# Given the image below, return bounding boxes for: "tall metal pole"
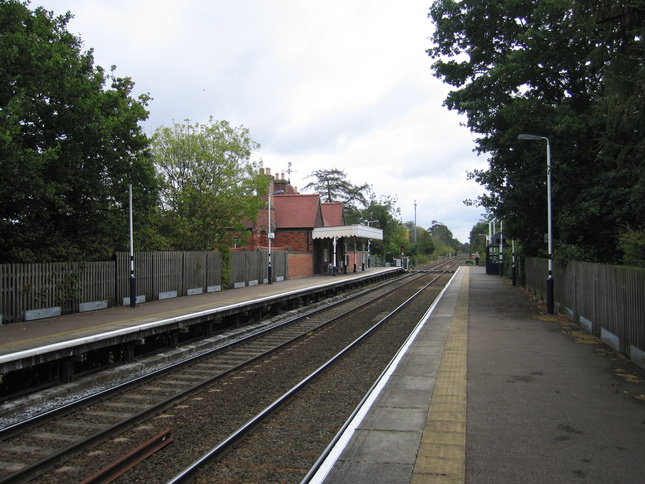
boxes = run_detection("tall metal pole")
[519,134,554,314]
[267,189,284,284]
[499,220,503,277]
[268,190,273,284]
[512,239,517,287]
[545,138,554,314]
[414,200,417,243]
[129,183,136,308]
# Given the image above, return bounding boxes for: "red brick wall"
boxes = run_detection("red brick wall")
[288,253,313,278]
[275,230,310,252]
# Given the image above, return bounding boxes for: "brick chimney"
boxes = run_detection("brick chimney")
[274,171,289,194]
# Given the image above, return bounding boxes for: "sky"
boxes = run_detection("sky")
[33,0,488,244]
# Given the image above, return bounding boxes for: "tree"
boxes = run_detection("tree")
[360,194,407,260]
[302,168,371,219]
[428,0,644,264]
[0,1,158,262]
[469,221,489,256]
[150,118,268,251]
[428,221,460,256]
[416,228,436,256]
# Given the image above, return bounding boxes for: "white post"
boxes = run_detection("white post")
[518,134,554,314]
[499,220,503,276]
[129,183,136,308]
[268,190,273,284]
[546,138,554,313]
[267,189,284,284]
[332,236,338,275]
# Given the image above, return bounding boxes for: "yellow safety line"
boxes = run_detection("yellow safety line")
[412,266,469,484]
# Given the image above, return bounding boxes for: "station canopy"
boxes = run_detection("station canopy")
[312,224,383,241]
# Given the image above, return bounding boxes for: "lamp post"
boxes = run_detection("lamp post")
[518,133,554,314]
[414,200,417,243]
[499,220,503,277]
[512,239,517,287]
[129,183,136,308]
[267,189,284,284]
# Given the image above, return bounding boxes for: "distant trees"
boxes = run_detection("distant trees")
[358,194,408,261]
[428,221,460,257]
[150,118,268,251]
[303,168,371,220]
[428,0,644,264]
[416,229,436,257]
[469,222,489,258]
[0,1,157,262]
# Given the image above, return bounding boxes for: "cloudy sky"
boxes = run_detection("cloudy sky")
[33,0,488,243]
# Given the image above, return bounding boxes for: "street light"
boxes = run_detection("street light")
[414,200,417,243]
[518,133,554,314]
[267,189,284,284]
[128,183,136,307]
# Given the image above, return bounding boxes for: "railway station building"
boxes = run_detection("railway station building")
[241,168,383,277]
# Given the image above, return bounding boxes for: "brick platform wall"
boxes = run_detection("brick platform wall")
[288,253,313,278]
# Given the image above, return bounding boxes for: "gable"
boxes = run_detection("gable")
[273,194,325,229]
[321,202,345,227]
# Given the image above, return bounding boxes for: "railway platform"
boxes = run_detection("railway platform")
[0,267,404,386]
[0,267,399,360]
[1,264,644,483]
[310,266,645,484]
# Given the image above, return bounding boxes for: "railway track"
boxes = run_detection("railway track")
[0,258,460,483]
[168,269,456,483]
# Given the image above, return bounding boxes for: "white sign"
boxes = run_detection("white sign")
[268,232,275,239]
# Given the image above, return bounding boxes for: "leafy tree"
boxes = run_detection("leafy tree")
[428,221,460,256]
[150,118,268,251]
[403,221,417,242]
[617,225,645,267]
[428,0,644,264]
[469,221,489,256]
[416,228,436,256]
[303,168,371,218]
[360,194,407,260]
[576,1,645,166]
[0,1,157,262]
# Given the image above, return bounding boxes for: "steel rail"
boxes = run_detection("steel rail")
[0,262,454,483]
[79,429,173,484]
[302,265,461,482]
[166,266,456,483]
[0,268,417,433]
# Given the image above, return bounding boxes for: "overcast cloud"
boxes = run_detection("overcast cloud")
[33,0,488,243]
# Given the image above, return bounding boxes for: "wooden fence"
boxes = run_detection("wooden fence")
[525,257,645,369]
[0,250,288,324]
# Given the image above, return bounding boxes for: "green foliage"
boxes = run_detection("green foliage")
[416,229,436,256]
[428,221,460,257]
[150,118,268,251]
[403,223,435,260]
[469,221,489,256]
[428,0,645,265]
[303,168,371,216]
[358,194,406,259]
[219,247,233,289]
[0,1,157,262]
[617,226,645,267]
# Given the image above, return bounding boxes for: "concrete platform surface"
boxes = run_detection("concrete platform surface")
[311,266,645,484]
